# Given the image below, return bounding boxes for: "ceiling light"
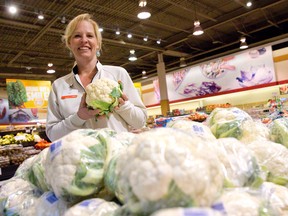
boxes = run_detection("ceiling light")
[128,50,137,61]
[142,70,148,79]
[38,11,44,20]
[61,16,66,24]
[137,0,151,19]
[8,5,17,14]
[115,28,120,35]
[156,39,161,44]
[246,1,252,7]
[143,36,148,41]
[240,36,248,49]
[193,20,204,36]
[179,57,187,67]
[99,27,103,32]
[127,33,132,38]
[47,63,53,67]
[47,69,55,74]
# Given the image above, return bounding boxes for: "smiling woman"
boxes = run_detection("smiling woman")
[45,13,147,142]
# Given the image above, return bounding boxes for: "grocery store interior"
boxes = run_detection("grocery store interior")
[0,0,288,215]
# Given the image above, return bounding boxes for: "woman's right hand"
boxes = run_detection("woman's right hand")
[77,93,101,120]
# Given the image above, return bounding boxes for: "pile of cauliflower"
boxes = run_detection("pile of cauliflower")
[1,106,288,216]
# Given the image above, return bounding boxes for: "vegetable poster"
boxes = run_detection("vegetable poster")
[6,79,51,109]
[153,46,276,103]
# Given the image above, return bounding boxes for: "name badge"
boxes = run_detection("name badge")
[61,89,78,99]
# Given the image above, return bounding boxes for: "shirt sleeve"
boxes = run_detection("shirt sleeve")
[45,82,86,142]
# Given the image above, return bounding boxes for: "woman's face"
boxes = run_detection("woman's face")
[69,20,99,62]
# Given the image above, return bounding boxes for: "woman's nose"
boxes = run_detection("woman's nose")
[81,36,88,42]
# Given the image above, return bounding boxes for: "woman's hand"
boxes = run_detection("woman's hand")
[77,93,102,120]
[115,93,128,110]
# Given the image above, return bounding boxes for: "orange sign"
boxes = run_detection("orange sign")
[6,79,51,109]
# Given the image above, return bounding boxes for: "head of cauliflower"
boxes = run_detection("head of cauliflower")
[85,78,123,117]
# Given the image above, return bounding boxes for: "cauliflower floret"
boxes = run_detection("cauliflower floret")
[113,128,224,215]
[85,78,122,116]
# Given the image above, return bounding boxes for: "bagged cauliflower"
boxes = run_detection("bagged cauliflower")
[216,188,277,216]
[151,207,225,216]
[0,177,41,216]
[35,191,68,216]
[239,120,270,144]
[167,119,216,142]
[247,140,288,186]
[261,182,288,215]
[269,117,288,147]
[85,78,123,117]
[113,128,224,216]
[104,132,136,202]
[206,107,252,139]
[64,198,119,216]
[25,148,50,192]
[215,138,263,188]
[44,128,117,203]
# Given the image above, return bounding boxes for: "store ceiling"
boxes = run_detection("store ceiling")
[0,0,288,86]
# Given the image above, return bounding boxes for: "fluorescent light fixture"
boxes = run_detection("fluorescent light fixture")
[193,20,204,36]
[128,50,137,61]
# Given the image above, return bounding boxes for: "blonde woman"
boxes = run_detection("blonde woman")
[46,13,147,141]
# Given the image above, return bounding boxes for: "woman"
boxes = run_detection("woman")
[46,13,147,142]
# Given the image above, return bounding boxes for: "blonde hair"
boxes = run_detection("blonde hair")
[62,13,102,51]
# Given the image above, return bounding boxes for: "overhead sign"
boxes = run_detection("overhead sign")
[6,79,51,109]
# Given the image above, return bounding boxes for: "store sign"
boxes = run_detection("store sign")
[151,46,276,104]
[134,82,143,99]
[6,79,51,109]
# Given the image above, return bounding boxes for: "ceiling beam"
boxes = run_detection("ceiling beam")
[7,0,79,66]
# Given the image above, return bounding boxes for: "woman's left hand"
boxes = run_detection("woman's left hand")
[115,93,128,109]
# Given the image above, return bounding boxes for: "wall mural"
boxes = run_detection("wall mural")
[153,46,276,104]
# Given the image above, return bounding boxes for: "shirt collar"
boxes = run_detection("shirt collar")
[72,61,103,74]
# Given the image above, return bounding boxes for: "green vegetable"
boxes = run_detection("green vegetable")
[85,78,123,118]
[7,80,28,108]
